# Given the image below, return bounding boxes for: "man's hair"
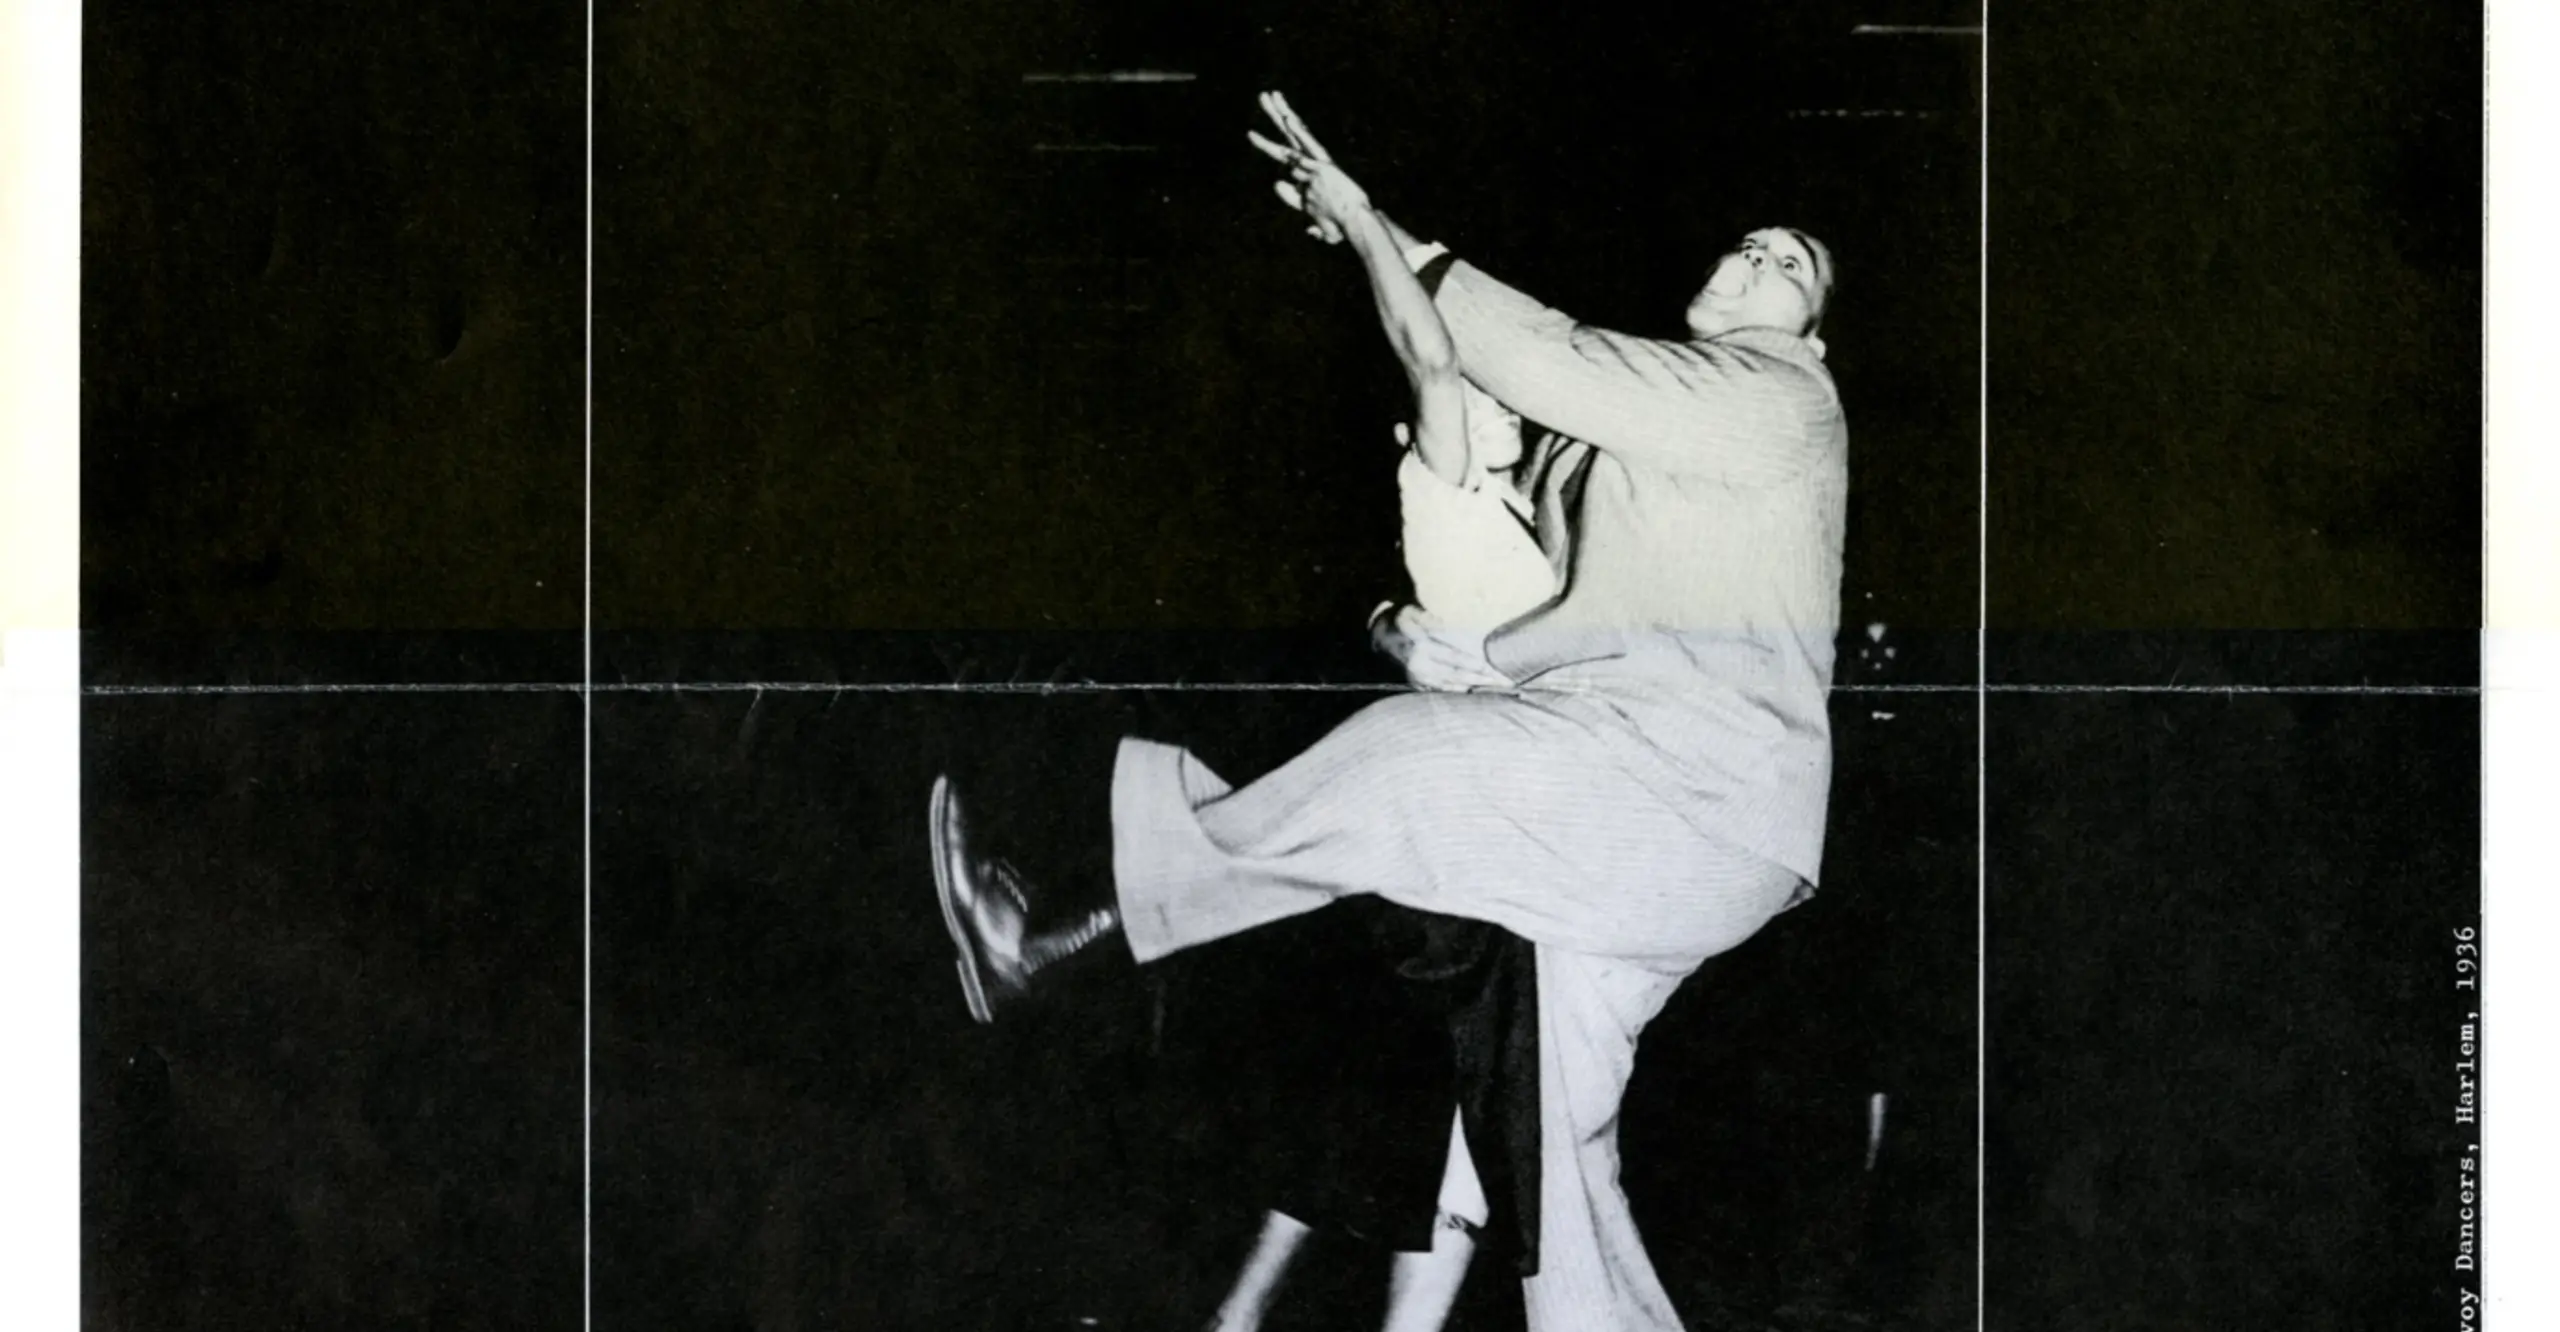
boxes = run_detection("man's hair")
[1778,226,1837,336]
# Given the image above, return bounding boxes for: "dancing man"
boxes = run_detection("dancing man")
[929,92,1845,1331]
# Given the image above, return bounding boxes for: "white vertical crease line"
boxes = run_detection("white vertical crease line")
[582,0,597,1323]
[1974,8,1991,1331]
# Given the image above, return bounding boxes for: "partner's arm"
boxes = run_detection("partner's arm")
[1249,100,1469,485]
[1253,92,1435,263]
[1372,208,1425,259]
[1337,203,1469,486]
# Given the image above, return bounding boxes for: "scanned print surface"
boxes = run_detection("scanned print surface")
[75,2,2482,1330]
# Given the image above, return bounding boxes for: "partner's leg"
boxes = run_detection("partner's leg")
[1435,1108,1490,1239]
[1206,1210,1313,1332]
[1383,1222,1477,1332]
[1377,1109,1490,1332]
[1114,689,1794,967]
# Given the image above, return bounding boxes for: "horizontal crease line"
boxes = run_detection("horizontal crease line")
[78,680,1401,696]
[1975,683,2479,696]
[75,681,2482,697]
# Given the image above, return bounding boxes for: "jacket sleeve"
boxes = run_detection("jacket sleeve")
[1434,259,1833,485]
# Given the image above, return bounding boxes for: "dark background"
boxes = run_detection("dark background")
[585,688,1974,1330]
[589,0,1981,642]
[81,0,2478,1329]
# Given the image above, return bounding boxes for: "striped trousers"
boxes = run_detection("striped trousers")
[1110,688,1804,1332]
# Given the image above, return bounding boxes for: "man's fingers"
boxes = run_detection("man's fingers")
[1371,602,1505,692]
[1415,637,1482,669]
[1246,129,1295,164]
[1407,636,1473,673]
[1408,649,1495,693]
[1412,644,1470,675]
[1389,608,1506,690]
[1272,179,1306,211]
[1370,618,1414,662]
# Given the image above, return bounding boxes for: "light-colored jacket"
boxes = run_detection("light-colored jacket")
[1433,260,1848,884]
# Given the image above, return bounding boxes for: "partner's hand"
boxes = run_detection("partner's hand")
[1260,90,1337,165]
[1246,91,1362,244]
[1247,133,1364,243]
[1370,604,1512,693]
[1263,151,1370,241]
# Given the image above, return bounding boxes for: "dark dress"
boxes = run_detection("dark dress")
[1160,897,1543,1274]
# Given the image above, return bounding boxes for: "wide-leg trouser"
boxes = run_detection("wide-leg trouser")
[1109,688,1803,1331]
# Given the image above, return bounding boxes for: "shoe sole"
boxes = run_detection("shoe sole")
[928,774,997,1025]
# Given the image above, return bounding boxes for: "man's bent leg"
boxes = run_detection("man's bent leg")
[1115,690,1788,966]
[934,688,1617,1019]
[1112,736,1342,964]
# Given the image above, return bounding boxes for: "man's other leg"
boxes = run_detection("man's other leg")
[1515,948,1692,1332]
[1517,912,1787,1332]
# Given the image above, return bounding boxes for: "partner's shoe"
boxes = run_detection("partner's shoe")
[927,773,1121,1024]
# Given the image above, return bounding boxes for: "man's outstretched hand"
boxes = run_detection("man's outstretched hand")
[1247,90,1366,246]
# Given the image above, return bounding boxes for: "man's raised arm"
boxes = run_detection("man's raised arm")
[1422,257,1832,486]
[1251,92,1827,485]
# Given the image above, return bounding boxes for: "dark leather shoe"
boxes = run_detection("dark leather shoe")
[928,773,1120,1024]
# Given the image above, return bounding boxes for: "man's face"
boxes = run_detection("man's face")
[1684,227,1831,340]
